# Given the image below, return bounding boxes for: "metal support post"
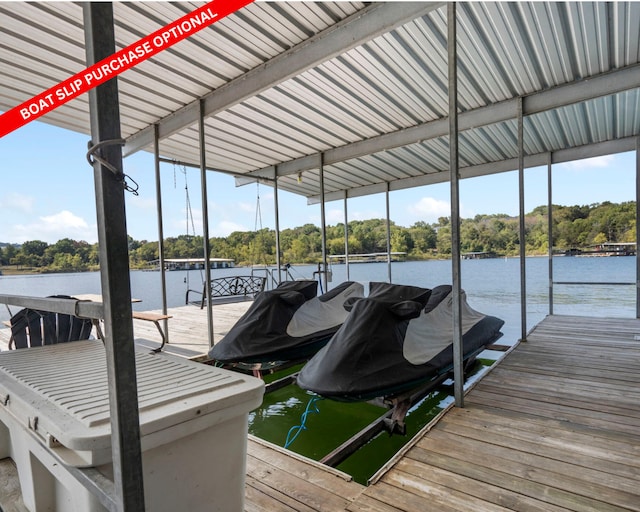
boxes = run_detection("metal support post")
[319,154,328,292]
[636,137,640,318]
[83,3,145,510]
[448,2,464,408]
[548,154,554,315]
[385,183,392,283]
[199,100,214,348]
[344,191,350,281]
[518,97,527,341]
[274,166,282,283]
[154,124,169,341]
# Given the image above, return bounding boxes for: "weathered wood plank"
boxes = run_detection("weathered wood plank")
[381,464,513,512]
[444,403,640,460]
[435,413,640,481]
[405,446,627,512]
[467,388,640,434]
[131,302,252,356]
[475,368,640,410]
[245,454,355,512]
[475,381,640,418]
[358,481,462,512]
[245,476,302,512]
[392,456,571,512]
[248,437,362,500]
[417,429,640,509]
[345,494,404,512]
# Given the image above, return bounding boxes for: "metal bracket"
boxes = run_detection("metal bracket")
[86,138,125,175]
[87,139,139,195]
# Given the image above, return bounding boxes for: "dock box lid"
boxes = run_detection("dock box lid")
[0,340,264,466]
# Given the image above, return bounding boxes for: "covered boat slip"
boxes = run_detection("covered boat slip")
[129,312,640,512]
[3,314,639,511]
[1,2,640,510]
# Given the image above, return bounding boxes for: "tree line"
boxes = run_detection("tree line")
[1,201,636,272]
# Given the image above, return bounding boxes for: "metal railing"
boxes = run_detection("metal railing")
[0,294,104,321]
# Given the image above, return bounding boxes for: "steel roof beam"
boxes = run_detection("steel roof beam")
[308,136,639,204]
[251,64,640,180]
[123,2,444,157]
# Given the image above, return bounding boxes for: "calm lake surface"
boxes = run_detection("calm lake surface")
[1,256,636,484]
[2,255,637,344]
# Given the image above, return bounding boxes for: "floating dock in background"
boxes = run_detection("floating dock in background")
[328,252,407,264]
[2,313,640,510]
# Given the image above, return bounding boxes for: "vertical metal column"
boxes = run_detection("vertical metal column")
[274,166,282,284]
[547,154,554,315]
[344,191,350,281]
[636,137,640,318]
[385,183,392,283]
[83,3,145,510]
[448,2,464,408]
[199,100,214,348]
[319,154,328,292]
[518,97,527,341]
[154,124,169,340]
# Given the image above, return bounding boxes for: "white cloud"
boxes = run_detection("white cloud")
[0,192,35,214]
[11,210,96,243]
[407,197,451,222]
[563,155,615,170]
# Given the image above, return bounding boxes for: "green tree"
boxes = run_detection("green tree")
[3,245,16,265]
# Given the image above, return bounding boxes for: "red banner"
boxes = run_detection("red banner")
[0,0,253,138]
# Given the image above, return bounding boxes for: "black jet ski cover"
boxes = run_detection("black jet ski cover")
[296,284,504,401]
[209,280,364,364]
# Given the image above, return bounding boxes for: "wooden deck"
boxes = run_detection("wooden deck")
[351,315,640,512]
[132,302,251,356]
[2,313,640,511]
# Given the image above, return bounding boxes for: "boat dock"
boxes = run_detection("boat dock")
[1,310,639,511]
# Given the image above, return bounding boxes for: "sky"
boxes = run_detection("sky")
[0,119,637,246]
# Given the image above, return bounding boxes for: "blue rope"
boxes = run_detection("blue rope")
[284,395,323,449]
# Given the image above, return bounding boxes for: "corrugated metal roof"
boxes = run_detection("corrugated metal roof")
[1,2,639,201]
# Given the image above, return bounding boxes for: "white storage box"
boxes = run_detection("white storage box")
[0,340,264,511]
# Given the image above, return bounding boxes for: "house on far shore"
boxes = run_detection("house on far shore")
[147,258,235,271]
[461,251,497,260]
[586,242,636,256]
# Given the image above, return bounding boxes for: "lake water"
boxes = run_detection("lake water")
[2,256,637,345]
[1,256,636,484]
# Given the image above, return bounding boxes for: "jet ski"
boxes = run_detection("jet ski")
[208,280,364,368]
[296,283,504,403]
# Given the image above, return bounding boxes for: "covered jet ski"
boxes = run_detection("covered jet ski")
[208,279,364,365]
[296,283,504,403]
